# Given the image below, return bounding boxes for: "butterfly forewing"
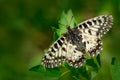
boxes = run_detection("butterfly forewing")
[76,15,113,37]
[42,14,113,68]
[41,34,67,68]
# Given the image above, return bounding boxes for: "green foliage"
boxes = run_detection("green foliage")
[29,65,61,77]
[30,10,101,80]
[53,10,77,41]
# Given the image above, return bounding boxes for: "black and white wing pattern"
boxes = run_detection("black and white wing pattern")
[41,33,86,68]
[74,15,113,56]
[41,14,113,68]
[41,35,67,68]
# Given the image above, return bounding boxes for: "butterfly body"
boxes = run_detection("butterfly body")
[41,15,113,68]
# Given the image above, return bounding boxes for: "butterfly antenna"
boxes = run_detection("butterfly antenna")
[68,16,74,26]
[66,16,74,29]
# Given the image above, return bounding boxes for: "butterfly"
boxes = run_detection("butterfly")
[41,15,113,68]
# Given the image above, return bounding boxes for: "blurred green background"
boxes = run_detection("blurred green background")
[0,0,120,80]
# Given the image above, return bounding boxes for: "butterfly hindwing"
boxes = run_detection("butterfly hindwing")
[66,42,86,68]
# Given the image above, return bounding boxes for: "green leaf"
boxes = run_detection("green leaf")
[86,58,99,80]
[66,9,77,28]
[63,64,90,80]
[58,70,80,80]
[56,10,77,37]
[58,70,71,80]
[29,65,61,77]
[53,32,59,41]
[52,26,59,41]
[45,67,61,77]
[86,59,98,70]
[96,54,101,67]
[29,65,45,72]
[78,66,90,80]
[57,11,68,36]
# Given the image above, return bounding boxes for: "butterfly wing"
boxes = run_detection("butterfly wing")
[74,15,113,56]
[42,33,86,68]
[41,34,67,68]
[76,15,113,37]
[66,41,86,68]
